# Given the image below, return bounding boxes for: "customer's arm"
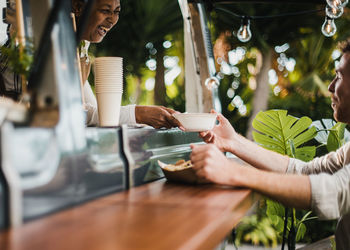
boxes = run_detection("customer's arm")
[288,142,350,175]
[190,144,311,209]
[228,133,290,173]
[200,111,289,173]
[236,162,311,209]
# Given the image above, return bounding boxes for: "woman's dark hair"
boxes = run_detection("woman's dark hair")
[72,0,86,17]
[72,0,86,27]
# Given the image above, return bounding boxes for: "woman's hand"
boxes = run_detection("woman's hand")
[135,105,181,129]
[199,110,237,152]
[190,144,241,186]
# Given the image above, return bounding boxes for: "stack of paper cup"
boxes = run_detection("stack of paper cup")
[94,57,123,127]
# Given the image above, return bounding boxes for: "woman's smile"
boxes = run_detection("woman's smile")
[97,25,109,37]
[79,0,121,43]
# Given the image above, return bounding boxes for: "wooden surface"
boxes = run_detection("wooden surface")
[0,179,257,250]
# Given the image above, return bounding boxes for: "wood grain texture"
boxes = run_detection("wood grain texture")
[0,180,257,250]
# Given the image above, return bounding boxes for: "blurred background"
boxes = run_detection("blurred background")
[92,0,350,137]
[89,0,349,247]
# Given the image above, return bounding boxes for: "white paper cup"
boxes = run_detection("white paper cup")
[95,85,123,89]
[94,57,123,90]
[96,91,123,94]
[95,89,123,92]
[95,87,123,92]
[95,80,123,86]
[94,57,124,127]
[96,92,122,127]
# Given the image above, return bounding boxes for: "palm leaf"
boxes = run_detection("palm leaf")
[252,110,316,160]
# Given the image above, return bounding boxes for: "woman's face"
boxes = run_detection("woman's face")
[81,0,121,43]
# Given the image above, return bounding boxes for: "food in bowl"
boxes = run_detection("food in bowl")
[172,113,217,132]
[159,159,193,171]
[158,159,198,184]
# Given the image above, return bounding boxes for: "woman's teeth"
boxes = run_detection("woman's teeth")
[98,26,107,35]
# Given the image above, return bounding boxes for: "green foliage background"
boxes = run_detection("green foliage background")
[91,0,350,245]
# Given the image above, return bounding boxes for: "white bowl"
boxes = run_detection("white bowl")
[173,113,217,132]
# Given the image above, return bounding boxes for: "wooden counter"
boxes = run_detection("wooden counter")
[0,179,258,250]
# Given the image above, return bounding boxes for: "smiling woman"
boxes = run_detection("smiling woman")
[73,0,121,43]
[70,0,181,128]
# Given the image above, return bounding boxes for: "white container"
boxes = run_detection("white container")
[95,86,123,92]
[173,113,217,132]
[96,92,122,127]
[94,57,123,89]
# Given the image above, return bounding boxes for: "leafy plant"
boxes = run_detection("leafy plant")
[235,110,318,248]
[312,119,349,153]
[252,109,317,161]
[235,214,278,247]
[0,38,34,78]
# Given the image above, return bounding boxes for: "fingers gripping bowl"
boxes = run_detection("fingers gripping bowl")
[172,113,217,132]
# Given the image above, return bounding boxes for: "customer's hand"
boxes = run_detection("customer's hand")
[135,105,181,129]
[190,144,239,186]
[199,110,237,152]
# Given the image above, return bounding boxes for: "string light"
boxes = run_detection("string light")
[326,0,348,9]
[237,17,252,43]
[215,4,346,40]
[321,16,337,37]
[205,76,220,90]
[326,4,344,18]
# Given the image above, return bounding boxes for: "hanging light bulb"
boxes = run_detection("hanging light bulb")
[321,16,337,37]
[326,0,348,8]
[205,76,220,90]
[326,5,344,18]
[237,17,252,43]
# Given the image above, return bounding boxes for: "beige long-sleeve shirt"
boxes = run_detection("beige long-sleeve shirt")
[287,142,350,249]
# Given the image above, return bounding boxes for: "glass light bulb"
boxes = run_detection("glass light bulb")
[237,18,252,43]
[321,17,337,37]
[205,76,220,90]
[326,0,348,8]
[326,5,344,18]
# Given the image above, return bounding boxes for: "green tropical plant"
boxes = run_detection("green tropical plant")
[325,122,346,153]
[235,114,349,248]
[252,109,317,161]
[253,110,318,249]
[235,213,278,247]
[0,38,34,78]
[312,119,349,154]
[235,110,318,248]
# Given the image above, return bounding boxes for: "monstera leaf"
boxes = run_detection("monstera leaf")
[312,119,349,152]
[327,123,346,152]
[252,110,317,161]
